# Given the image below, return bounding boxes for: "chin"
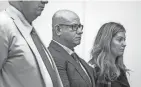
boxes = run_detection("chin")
[73,42,80,47]
[36,11,42,16]
[37,13,41,16]
[76,41,81,45]
[118,52,124,57]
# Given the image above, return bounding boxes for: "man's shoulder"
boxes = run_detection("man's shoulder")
[48,42,68,58]
[48,45,68,62]
[0,10,13,25]
[0,10,15,35]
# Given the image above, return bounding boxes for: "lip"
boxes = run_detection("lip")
[76,37,81,40]
[40,7,44,9]
[120,49,125,52]
[39,5,45,10]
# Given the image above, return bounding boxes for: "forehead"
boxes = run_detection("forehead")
[61,11,80,24]
[53,10,81,25]
[69,17,80,24]
[63,14,80,25]
[22,1,41,6]
[113,32,126,38]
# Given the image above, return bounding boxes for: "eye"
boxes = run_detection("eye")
[72,24,79,30]
[116,38,122,42]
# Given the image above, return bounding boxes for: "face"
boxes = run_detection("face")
[21,0,48,21]
[60,17,83,48]
[111,32,126,57]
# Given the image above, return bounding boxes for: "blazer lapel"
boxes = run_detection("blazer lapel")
[117,71,130,87]
[79,59,95,87]
[6,7,42,63]
[13,19,42,62]
[50,41,91,87]
[12,18,50,86]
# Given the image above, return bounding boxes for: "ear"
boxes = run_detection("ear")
[55,25,62,36]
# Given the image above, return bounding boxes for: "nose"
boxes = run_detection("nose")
[122,40,126,47]
[77,27,83,35]
[41,0,48,4]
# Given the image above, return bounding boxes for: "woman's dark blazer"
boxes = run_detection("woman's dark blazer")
[95,67,130,87]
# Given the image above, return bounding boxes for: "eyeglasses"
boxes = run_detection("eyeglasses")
[58,24,83,31]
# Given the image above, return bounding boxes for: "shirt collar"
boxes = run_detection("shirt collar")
[53,40,74,55]
[6,5,33,33]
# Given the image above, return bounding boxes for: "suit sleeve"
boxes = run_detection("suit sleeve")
[53,56,70,87]
[0,24,9,70]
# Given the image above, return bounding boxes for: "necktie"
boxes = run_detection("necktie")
[71,53,79,63]
[30,29,60,87]
[71,52,92,86]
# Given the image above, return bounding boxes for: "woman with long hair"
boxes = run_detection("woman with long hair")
[89,22,130,87]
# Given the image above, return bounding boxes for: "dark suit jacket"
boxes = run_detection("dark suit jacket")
[95,67,130,87]
[48,41,95,87]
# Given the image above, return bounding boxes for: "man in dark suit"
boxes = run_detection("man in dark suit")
[48,10,96,87]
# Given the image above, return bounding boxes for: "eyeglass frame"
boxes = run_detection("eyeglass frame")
[56,24,84,32]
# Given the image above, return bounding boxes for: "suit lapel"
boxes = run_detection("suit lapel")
[13,19,42,63]
[79,59,95,87]
[116,71,130,87]
[6,7,42,63]
[49,41,91,87]
[11,18,49,86]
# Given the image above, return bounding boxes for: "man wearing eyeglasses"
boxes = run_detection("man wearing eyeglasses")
[48,10,96,87]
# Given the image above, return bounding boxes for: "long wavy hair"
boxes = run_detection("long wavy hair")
[89,22,128,82]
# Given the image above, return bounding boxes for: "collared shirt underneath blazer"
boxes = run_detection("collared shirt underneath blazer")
[0,5,53,87]
[48,40,96,87]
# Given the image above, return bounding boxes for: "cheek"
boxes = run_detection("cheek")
[62,32,75,41]
[111,40,120,55]
[30,3,40,14]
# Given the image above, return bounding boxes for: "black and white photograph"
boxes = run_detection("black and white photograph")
[0,0,141,87]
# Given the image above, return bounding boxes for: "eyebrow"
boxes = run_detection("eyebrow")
[116,36,126,39]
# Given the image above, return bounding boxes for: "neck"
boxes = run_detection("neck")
[21,11,34,24]
[9,1,34,24]
[108,53,117,65]
[53,37,74,50]
[10,2,21,14]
